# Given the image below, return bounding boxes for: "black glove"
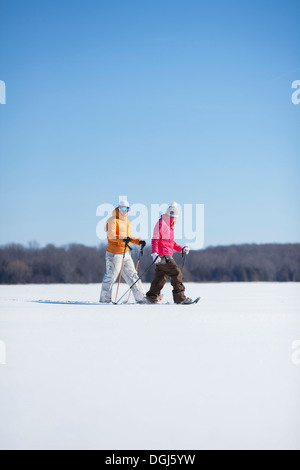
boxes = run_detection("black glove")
[139,240,146,248]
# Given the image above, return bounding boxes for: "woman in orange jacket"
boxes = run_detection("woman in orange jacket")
[100,200,147,304]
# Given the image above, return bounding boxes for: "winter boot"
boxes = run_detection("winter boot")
[179,297,194,305]
[137,297,153,305]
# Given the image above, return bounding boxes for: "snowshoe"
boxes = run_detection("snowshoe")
[179,297,200,305]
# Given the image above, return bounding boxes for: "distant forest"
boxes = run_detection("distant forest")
[0,243,299,284]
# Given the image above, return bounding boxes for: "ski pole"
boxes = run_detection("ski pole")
[182,250,187,281]
[125,244,144,304]
[115,238,132,303]
[114,256,158,305]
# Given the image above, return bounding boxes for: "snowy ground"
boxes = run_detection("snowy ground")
[0,282,299,450]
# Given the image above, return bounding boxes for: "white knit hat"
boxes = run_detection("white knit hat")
[119,200,130,209]
[166,201,180,217]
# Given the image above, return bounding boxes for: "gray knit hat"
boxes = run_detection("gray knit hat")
[166,201,180,217]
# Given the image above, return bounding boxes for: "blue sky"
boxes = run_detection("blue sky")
[0,0,299,248]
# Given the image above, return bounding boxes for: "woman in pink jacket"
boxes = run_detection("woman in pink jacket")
[146,202,192,304]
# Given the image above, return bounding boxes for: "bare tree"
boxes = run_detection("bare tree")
[0,243,299,284]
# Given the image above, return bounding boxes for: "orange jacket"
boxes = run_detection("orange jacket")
[106,208,141,254]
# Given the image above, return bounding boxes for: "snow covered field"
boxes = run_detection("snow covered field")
[0,282,299,450]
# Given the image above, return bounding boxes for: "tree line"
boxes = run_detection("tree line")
[0,242,299,284]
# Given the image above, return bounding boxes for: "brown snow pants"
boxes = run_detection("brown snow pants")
[146,258,186,304]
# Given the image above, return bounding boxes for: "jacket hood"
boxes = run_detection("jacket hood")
[113,207,127,220]
[162,213,174,225]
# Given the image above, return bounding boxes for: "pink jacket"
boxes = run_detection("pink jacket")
[152,214,183,256]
